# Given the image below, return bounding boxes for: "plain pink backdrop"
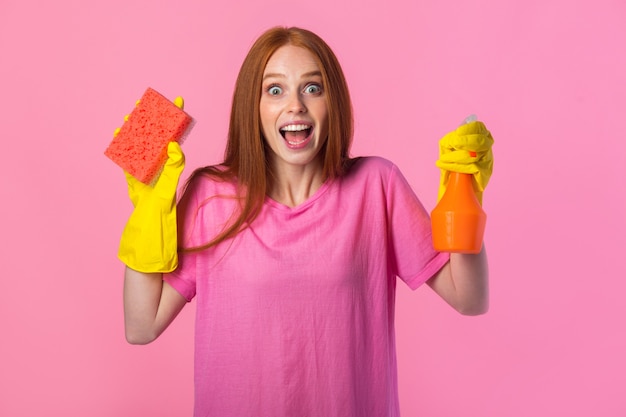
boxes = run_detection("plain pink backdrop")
[1,0,625,416]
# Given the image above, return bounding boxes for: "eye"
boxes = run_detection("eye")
[267,85,283,96]
[304,83,322,95]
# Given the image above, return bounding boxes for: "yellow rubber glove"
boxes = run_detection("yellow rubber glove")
[436,120,494,204]
[117,97,186,273]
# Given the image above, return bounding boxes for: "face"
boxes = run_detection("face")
[260,44,329,175]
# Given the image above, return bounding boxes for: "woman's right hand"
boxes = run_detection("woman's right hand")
[118,141,185,273]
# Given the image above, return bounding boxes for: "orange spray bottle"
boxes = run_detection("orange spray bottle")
[431,115,486,254]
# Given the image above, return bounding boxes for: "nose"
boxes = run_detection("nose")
[287,93,307,113]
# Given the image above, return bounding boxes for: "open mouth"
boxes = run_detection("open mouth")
[280,124,313,146]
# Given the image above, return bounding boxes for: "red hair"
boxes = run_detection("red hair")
[181,26,354,252]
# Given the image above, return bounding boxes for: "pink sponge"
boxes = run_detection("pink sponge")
[105,87,194,184]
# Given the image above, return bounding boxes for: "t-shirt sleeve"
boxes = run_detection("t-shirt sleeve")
[386,164,450,290]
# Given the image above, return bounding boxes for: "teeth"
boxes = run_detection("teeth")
[280,124,310,132]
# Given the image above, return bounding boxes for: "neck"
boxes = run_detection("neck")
[267,160,325,208]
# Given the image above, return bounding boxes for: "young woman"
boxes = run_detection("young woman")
[120,26,492,416]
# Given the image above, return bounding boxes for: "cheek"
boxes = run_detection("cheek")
[319,101,329,127]
[259,104,275,136]
[318,109,329,137]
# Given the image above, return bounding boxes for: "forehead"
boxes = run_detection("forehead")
[263,44,321,76]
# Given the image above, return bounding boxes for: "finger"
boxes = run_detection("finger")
[437,149,492,172]
[438,148,480,164]
[165,141,185,168]
[452,134,494,152]
[436,160,481,175]
[440,133,493,152]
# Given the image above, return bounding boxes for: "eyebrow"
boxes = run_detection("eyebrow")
[262,70,323,81]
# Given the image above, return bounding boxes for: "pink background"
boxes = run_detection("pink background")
[1,0,624,415]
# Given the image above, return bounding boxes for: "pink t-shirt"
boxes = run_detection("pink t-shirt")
[164,156,450,416]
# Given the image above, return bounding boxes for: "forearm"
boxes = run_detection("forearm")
[428,245,489,315]
[123,267,166,344]
[448,245,489,315]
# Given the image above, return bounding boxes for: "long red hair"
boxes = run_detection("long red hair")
[181,26,354,252]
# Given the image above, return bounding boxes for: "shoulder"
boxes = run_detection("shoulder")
[344,156,400,183]
[176,166,240,217]
[341,156,417,202]
[176,166,241,241]
[182,165,238,198]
